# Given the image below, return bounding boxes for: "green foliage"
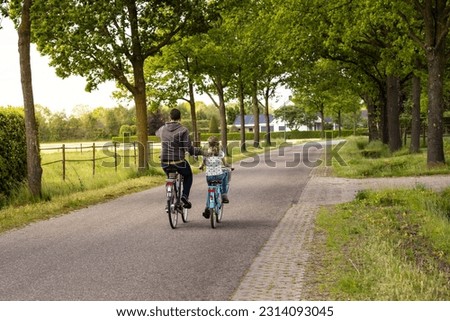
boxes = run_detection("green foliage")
[35,105,135,142]
[119,125,135,137]
[273,105,308,130]
[112,135,161,143]
[0,108,27,199]
[0,0,8,19]
[29,0,218,91]
[209,116,219,133]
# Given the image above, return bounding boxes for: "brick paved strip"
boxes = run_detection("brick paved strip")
[231,169,327,301]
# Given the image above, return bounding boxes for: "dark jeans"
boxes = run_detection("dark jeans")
[162,160,193,198]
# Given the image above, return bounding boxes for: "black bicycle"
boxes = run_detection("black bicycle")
[165,170,188,229]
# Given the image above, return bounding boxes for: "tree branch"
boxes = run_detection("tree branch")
[143,26,182,59]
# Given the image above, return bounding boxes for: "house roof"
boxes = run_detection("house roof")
[233,114,274,126]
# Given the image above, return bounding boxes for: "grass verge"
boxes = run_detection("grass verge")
[305,187,450,300]
[332,136,450,177]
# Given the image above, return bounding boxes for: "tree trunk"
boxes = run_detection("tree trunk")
[386,75,402,152]
[18,0,43,198]
[238,77,246,152]
[216,76,228,155]
[133,64,148,170]
[264,89,271,146]
[188,78,199,147]
[379,86,389,145]
[420,0,447,166]
[185,55,199,147]
[127,0,148,170]
[252,79,260,148]
[319,104,325,139]
[410,72,421,153]
[426,47,445,165]
[337,109,342,137]
[363,93,380,142]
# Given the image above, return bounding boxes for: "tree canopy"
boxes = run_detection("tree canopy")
[3,0,450,168]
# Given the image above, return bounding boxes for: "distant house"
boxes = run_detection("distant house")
[233,115,295,132]
[233,113,342,132]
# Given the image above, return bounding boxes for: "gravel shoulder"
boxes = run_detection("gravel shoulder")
[231,167,450,300]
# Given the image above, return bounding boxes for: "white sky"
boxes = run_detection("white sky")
[0,18,118,114]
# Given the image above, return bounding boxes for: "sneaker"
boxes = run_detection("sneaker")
[202,207,210,219]
[222,193,229,203]
[181,195,192,209]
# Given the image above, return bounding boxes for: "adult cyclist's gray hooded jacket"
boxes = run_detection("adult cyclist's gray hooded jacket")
[156,122,198,162]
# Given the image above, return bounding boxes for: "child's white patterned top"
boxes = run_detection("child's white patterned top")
[204,151,224,176]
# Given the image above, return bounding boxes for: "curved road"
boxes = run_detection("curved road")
[0,143,320,300]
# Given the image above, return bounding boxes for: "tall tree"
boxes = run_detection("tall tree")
[397,0,448,166]
[18,0,42,197]
[31,0,217,169]
[143,38,204,146]
[194,29,238,155]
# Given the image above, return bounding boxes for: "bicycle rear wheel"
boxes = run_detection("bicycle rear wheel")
[210,208,217,228]
[216,203,223,223]
[181,207,188,223]
[168,194,178,229]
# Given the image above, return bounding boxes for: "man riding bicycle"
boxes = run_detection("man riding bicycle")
[156,108,201,209]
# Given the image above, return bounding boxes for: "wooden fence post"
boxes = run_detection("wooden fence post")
[133,142,137,166]
[62,144,66,181]
[114,142,118,172]
[93,143,96,176]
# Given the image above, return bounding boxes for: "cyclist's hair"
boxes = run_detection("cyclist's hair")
[170,108,181,121]
[207,136,220,156]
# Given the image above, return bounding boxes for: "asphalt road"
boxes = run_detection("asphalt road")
[0,143,320,300]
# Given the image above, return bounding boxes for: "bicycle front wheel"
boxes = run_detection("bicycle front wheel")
[168,194,178,229]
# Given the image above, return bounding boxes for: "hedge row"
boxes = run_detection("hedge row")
[112,129,367,145]
[0,108,27,197]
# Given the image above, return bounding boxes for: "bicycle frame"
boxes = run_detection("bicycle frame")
[207,182,220,208]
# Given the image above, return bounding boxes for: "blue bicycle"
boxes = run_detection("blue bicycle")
[205,178,224,228]
[204,167,233,228]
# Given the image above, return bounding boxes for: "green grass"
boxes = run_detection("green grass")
[307,187,450,300]
[332,136,450,177]
[0,175,166,233]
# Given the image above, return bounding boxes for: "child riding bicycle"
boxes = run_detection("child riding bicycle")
[199,136,232,219]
